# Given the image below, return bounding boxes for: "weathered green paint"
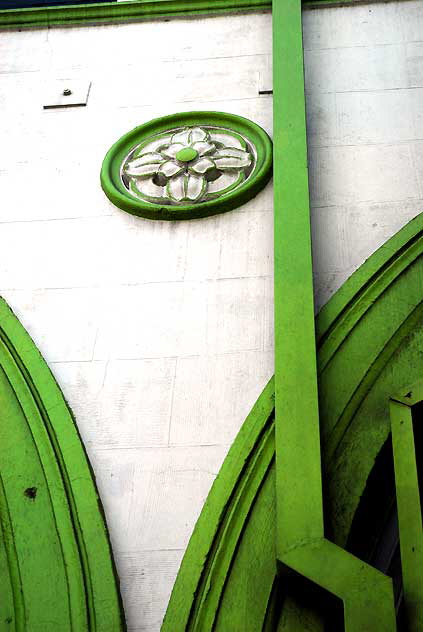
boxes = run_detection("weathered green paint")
[0,0,269,29]
[0,0,403,31]
[273,0,323,549]
[0,297,125,631]
[390,387,423,632]
[163,212,423,631]
[101,111,272,220]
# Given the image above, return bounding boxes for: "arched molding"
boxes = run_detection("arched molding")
[163,212,423,631]
[101,111,272,221]
[0,297,125,631]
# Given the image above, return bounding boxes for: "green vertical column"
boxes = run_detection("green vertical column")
[273,0,323,557]
[272,2,396,629]
[390,395,423,632]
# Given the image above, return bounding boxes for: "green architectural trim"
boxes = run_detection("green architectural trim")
[0,0,402,31]
[273,0,322,547]
[390,384,423,631]
[0,297,125,631]
[274,1,395,630]
[101,111,272,221]
[316,215,423,359]
[0,0,269,29]
[163,211,423,631]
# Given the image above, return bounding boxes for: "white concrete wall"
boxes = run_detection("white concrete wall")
[1,2,423,630]
[304,1,423,309]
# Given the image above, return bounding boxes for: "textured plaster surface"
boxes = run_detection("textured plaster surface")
[303,1,423,310]
[1,2,423,630]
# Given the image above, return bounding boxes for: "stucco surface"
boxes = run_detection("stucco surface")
[1,2,423,630]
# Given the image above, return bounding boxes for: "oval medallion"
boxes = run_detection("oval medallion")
[101,112,272,220]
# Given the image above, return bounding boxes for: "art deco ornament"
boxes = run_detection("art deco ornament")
[123,125,253,205]
[101,112,272,220]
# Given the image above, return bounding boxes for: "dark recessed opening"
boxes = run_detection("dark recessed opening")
[347,436,408,630]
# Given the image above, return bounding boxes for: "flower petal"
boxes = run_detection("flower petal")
[166,174,185,202]
[213,150,252,170]
[170,129,191,145]
[133,136,172,156]
[166,173,206,202]
[189,127,209,143]
[189,157,215,175]
[124,162,162,177]
[126,152,164,167]
[191,141,215,157]
[170,127,210,145]
[186,174,206,201]
[209,131,244,150]
[214,157,247,170]
[207,171,243,194]
[214,148,251,160]
[158,160,184,177]
[131,177,165,201]
[161,143,185,159]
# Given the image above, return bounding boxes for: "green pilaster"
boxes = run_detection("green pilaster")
[272,1,397,629]
[273,0,323,551]
[390,387,423,632]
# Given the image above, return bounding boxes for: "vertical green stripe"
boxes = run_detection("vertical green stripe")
[272,0,323,553]
[272,3,396,629]
[390,398,423,631]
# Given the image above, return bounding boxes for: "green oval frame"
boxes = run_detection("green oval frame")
[100,111,273,220]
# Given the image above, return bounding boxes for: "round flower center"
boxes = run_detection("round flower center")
[176,147,198,163]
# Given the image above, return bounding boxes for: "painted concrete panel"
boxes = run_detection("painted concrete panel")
[1,2,423,630]
[305,1,423,309]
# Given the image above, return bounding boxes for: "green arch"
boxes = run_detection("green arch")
[162,212,423,631]
[0,298,125,631]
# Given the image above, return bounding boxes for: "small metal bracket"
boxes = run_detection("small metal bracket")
[43,79,91,109]
[258,68,272,96]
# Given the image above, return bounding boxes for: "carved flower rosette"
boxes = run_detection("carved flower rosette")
[101,112,272,219]
[121,125,255,206]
